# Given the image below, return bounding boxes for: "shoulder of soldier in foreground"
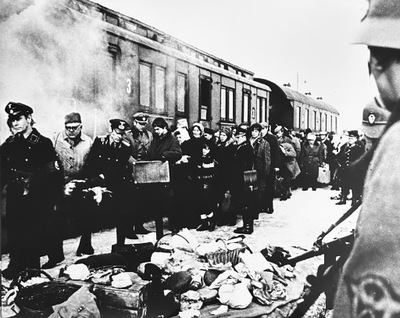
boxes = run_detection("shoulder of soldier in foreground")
[378,122,400,147]
[94,135,108,144]
[28,129,54,146]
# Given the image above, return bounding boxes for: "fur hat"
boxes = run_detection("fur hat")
[250,123,262,132]
[65,112,82,124]
[219,127,232,140]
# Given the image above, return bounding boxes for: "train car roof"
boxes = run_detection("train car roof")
[255,78,340,115]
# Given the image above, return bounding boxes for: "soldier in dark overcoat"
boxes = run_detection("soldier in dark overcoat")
[335,130,365,205]
[1,102,63,280]
[232,125,257,235]
[82,119,134,247]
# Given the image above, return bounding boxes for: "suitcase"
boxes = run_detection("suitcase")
[111,243,156,272]
[317,164,331,184]
[132,160,170,184]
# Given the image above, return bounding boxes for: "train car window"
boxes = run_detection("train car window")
[200,77,211,121]
[177,73,187,113]
[320,112,323,131]
[258,96,267,123]
[325,113,328,131]
[228,89,234,121]
[221,87,227,120]
[155,67,166,111]
[140,62,151,107]
[296,106,301,129]
[220,87,235,123]
[314,110,317,131]
[306,109,310,130]
[243,91,251,123]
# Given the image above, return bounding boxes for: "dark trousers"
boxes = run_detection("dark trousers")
[138,184,173,240]
[6,196,43,271]
[44,210,65,261]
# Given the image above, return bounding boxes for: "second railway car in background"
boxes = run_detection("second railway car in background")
[255,78,339,133]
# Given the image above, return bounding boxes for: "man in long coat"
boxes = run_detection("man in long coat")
[1,102,63,280]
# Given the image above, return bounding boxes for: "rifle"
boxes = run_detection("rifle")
[265,201,362,318]
[269,232,354,267]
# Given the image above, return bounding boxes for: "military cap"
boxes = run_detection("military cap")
[235,125,248,136]
[65,112,82,124]
[260,121,269,129]
[110,119,130,131]
[362,96,390,139]
[132,112,149,124]
[306,133,317,140]
[5,102,33,118]
[348,130,359,138]
[274,125,283,134]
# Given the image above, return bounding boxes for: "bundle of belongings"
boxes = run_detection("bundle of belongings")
[1,230,307,318]
[133,231,305,318]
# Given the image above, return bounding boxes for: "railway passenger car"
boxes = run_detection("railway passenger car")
[255,78,339,133]
[64,0,272,134]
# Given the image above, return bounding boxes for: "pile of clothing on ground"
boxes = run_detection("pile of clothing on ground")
[1,229,306,318]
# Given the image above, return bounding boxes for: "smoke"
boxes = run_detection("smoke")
[0,0,124,142]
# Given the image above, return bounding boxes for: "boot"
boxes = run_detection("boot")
[208,217,216,231]
[234,221,253,234]
[135,224,150,234]
[196,218,209,231]
[125,227,139,239]
[76,233,94,256]
[234,224,246,234]
[335,197,347,205]
[243,220,254,234]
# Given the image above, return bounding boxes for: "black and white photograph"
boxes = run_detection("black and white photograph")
[1,0,397,317]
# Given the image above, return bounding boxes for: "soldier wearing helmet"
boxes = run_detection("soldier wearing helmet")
[333,1,400,317]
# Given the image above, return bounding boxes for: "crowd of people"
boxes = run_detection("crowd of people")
[1,99,376,280]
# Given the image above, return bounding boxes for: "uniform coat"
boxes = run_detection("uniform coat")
[231,140,257,220]
[84,135,133,190]
[334,122,400,318]
[83,134,134,245]
[1,129,63,270]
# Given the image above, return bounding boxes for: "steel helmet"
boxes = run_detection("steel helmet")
[353,0,400,49]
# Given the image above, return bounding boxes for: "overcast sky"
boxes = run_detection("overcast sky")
[94,0,376,131]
